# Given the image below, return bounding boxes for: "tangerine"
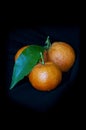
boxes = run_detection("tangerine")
[15,45,29,61]
[14,45,48,62]
[28,62,62,91]
[48,42,76,72]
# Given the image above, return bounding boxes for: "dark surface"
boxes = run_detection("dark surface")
[0,23,80,121]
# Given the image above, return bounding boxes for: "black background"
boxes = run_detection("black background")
[0,6,81,124]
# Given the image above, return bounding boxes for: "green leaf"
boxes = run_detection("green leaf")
[10,45,45,90]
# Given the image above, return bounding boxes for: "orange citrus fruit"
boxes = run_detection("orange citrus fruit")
[48,42,76,72]
[15,45,29,61]
[28,62,62,91]
[15,45,48,62]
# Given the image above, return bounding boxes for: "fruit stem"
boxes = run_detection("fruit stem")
[40,52,45,65]
[44,36,51,50]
